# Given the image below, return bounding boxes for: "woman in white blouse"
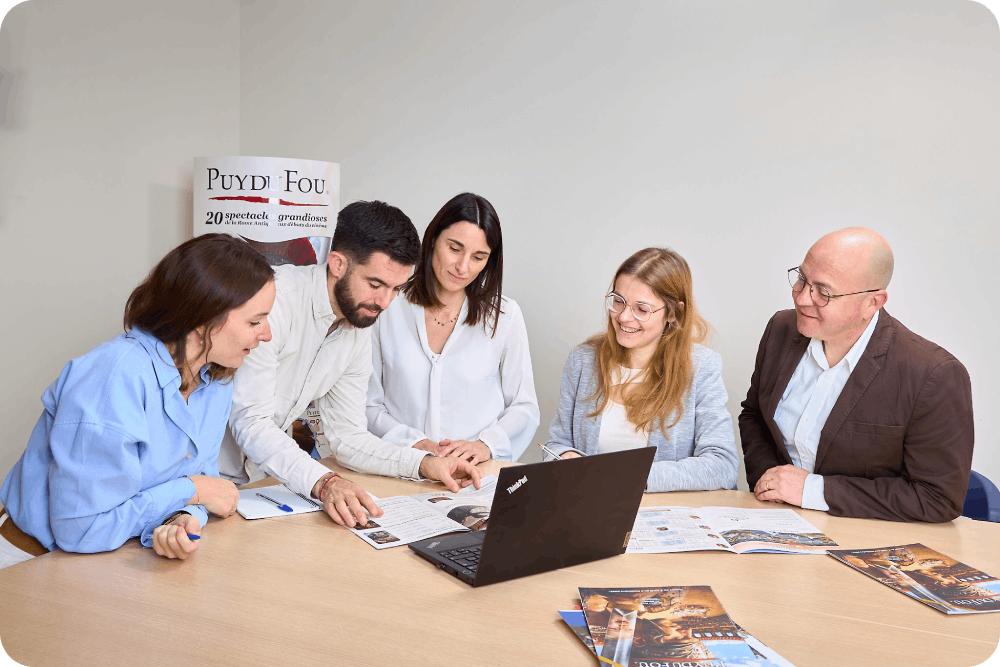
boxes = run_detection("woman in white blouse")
[366,193,540,462]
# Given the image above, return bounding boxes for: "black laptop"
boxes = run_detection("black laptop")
[408,447,655,587]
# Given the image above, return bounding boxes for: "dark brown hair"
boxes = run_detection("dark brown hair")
[403,193,504,336]
[124,234,275,389]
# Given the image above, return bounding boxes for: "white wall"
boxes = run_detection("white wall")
[239,0,1000,485]
[0,0,241,479]
[2,0,998,491]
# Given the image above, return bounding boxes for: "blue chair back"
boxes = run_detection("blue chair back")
[963,470,1000,522]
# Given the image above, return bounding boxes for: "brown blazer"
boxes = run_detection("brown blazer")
[739,309,974,522]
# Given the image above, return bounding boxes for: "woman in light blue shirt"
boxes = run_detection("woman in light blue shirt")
[0,234,275,568]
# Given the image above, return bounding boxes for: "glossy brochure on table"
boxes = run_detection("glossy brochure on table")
[626,506,838,555]
[347,475,498,549]
[572,586,791,666]
[828,543,1000,614]
[558,611,794,667]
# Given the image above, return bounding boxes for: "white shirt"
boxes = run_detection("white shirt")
[596,367,649,454]
[219,263,429,495]
[366,296,540,461]
[774,310,880,511]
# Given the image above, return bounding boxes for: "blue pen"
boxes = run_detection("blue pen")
[187,534,201,540]
[256,492,293,512]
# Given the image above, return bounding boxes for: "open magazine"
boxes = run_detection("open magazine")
[572,586,793,666]
[348,475,498,549]
[627,507,837,555]
[828,543,1000,614]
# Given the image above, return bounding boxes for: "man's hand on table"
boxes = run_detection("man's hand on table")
[312,473,384,526]
[419,456,483,492]
[754,464,808,506]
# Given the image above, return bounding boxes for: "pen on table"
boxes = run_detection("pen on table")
[294,490,321,508]
[256,492,293,512]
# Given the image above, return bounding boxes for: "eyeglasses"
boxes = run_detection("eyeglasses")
[606,292,666,322]
[787,267,880,307]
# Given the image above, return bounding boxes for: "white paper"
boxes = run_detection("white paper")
[237,484,323,520]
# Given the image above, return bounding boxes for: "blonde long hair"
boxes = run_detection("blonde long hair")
[586,247,711,437]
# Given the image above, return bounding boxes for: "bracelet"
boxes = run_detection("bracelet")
[160,511,190,527]
[315,473,341,501]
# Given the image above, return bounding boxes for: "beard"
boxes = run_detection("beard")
[333,271,382,328]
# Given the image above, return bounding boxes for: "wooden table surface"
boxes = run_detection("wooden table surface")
[1,459,998,667]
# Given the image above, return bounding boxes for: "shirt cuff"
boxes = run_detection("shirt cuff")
[140,504,209,548]
[800,474,830,512]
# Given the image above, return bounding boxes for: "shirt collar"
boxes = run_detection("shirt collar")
[128,328,182,389]
[128,328,214,390]
[807,309,880,372]
[311,262,338,326]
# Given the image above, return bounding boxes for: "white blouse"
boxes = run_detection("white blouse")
[597,366,649,454]
[366,296,540,461]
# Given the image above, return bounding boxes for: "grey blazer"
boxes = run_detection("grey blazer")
[544,344,738,492]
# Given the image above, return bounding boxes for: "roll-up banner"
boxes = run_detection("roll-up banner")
[193,156,340,266]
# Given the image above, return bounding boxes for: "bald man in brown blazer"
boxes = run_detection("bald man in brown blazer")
[739,229,973,522]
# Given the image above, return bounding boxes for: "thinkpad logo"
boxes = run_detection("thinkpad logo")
[506,475,528,495]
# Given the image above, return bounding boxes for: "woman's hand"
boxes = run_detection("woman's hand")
[152,513,201,560]
[438,439,492,464]
[186,475,240,517]
[560,451,582,460]
[412,439,442,455]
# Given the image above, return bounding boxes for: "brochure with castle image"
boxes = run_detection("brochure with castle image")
[347,475,498,549]
[828,543,1000,614]
[559,608,794,667]
[626,507,837,555]
[576,586,791,666]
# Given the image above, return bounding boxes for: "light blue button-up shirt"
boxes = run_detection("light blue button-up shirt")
[1,328,233,553]
[773,311,879,511]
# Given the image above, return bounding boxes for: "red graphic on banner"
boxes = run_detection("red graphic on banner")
[210,196,328,207]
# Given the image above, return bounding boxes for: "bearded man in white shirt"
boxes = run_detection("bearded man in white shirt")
[220,201,481,526]
[739,228,973,522]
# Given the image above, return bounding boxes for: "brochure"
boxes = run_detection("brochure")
[560,609,794,666]
[626,507,837,555]
[347,475,498,549]
[577,586,786,666]
[828,543,1000,614]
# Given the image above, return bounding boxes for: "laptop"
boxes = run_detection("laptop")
[408,447,655,587]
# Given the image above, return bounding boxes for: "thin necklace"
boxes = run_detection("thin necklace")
[432,309,459,326]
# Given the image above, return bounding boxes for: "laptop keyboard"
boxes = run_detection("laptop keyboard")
[440,545,481,572]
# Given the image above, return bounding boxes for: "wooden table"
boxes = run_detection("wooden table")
[1,460,998,667]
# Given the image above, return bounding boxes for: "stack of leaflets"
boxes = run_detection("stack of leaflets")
[560,586,795,666]
[347,475,498,549]
[828,543,1000,614]
[627,507,837,555]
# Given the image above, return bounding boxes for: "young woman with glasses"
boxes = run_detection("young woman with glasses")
[0,234,275,569]
[542,247,738,492]
[366,193,539,463]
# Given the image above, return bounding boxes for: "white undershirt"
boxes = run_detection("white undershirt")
[597,367,649,454]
